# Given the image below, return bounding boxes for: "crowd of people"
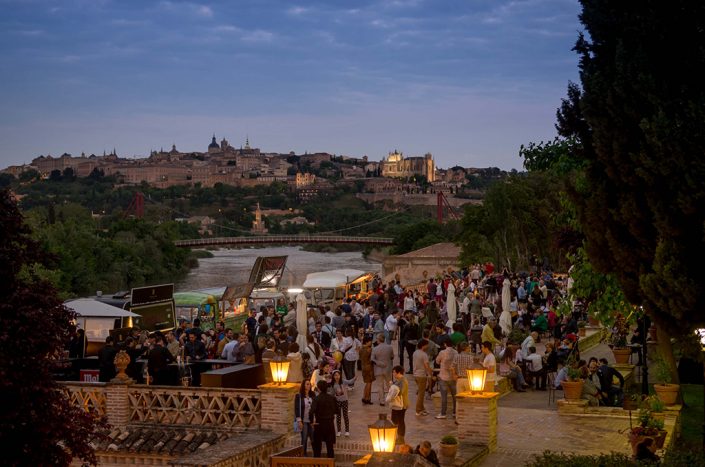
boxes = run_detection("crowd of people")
[72,261,635,461]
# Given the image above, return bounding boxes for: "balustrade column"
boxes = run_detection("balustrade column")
[105,380,133,429]
[258,383,299,435]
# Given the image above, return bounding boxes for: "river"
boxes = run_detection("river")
[175,246,382,291]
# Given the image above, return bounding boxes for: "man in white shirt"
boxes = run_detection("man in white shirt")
[403,292,415,313]
[521,331,538,358]
[384,310,399,344]
[525,346,546,390]
[221,333,240,363]
[481,341,496,392]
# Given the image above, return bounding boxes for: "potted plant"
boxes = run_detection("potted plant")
[562,366,584,401]
[643,395,666,421]
[609,314,631,364]
[625,409,665,456]
[439,434,458,459]
[577,321,587,337]
[622,390,640,411]
[587,312,600,327]
[653,354,680,405]
[506,328,528,353]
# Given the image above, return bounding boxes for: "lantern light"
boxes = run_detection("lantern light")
[466,361,487,394]
[368,413,398,452]
[269,354,290,385]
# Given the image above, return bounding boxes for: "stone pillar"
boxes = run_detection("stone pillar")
[105,380,133,429]
[455,391,499,452]
[258,383,299,434]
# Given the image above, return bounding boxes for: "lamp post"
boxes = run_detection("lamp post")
[467,362,488,394]
[269,354,290,385]
[368,413,398,453]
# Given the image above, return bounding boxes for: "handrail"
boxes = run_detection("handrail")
[174,235,394,248]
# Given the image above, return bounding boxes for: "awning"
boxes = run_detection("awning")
[65,298,141,318]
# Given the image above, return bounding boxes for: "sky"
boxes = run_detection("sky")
[0,0,583,170]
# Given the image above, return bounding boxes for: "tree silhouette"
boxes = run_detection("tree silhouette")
[0,188,104,465]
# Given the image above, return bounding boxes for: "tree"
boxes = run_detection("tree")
[0,189,104,465]
[562,1,705,370]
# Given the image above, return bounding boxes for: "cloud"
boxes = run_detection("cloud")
[214,24,241,33]
[287,6,308,16]
[242,30,275,43]
[158,1,213,19]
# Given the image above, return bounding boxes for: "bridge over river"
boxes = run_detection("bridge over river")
[174,235,394,248]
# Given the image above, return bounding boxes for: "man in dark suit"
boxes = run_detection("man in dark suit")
[97,335,118,382]
[310,381,337,458]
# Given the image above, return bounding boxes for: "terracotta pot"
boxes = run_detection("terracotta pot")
[651,411,666,423]
[623,397,639,411]
[588,315,599,326]
[562,380,583,401]
[655,430,667,449]
[578,328,586,337]
[628,433,654,457]
[439,442,458,459]
[613,348,631,364]
[654,384,679,405]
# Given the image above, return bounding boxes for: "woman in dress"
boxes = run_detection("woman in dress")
[359,336,374,404]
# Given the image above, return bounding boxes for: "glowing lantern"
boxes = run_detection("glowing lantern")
[466,362,487,394]
[269,355,290,385]
[368,413,398,452]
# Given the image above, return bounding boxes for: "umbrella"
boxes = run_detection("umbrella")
[500,277,513,335]
[502,277,511,316]
[296,293,308,350]
[446,282,456,327]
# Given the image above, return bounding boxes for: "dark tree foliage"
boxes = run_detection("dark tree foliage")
[0,189,104,466]
[564,1,705,339]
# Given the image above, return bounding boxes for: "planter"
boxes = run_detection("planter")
[623,397,639,411]
[651,411,666,423]
[628,432,654,457]
[578,328,586,337]
[588,315,599,326]
[653,383,680,405]
[612,348,631,364]
[562,380,584,401]
[654,429,667,449]
[439,442,458,459]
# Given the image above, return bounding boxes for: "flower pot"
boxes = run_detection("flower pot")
[562,380,583,401]
[623,397,639,411]
[578,328,586,337]
[612,348,631,364]
[654,429,667,449]
[439,442,458,459]
[653,383,679,405]
[588,315,599,326]
[628,432,652,457]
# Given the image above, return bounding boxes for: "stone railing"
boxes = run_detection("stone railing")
[128,385,262,430]
[63,381,108,417]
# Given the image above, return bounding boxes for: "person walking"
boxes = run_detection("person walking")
[310,381,337,458]
[412,339,432,416]
[359,336,374,405]
[385,365,410,444]
[331,370,350,437]
[371,334,393,406]
[435,340,458,419]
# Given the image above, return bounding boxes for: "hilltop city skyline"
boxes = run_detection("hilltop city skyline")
[0,0,582,171]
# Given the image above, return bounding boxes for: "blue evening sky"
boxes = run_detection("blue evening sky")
[0,0,582,170]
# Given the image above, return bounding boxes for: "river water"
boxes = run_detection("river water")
[175,246,382,292]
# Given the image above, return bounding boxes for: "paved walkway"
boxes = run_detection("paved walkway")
[336,340,636,466]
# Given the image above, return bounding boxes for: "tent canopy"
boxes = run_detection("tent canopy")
[65,298,141,318]
[303,269,366,289]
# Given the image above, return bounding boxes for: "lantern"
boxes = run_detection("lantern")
[269,355,290,385]
[368,413,398,452]
[466,362,487,394]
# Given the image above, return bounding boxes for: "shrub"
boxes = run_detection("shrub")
[440,435,458,445]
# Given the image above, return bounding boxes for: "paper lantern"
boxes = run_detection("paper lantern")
[269,355,290,385]
[466,363,487,394]
[368,413,398,453]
